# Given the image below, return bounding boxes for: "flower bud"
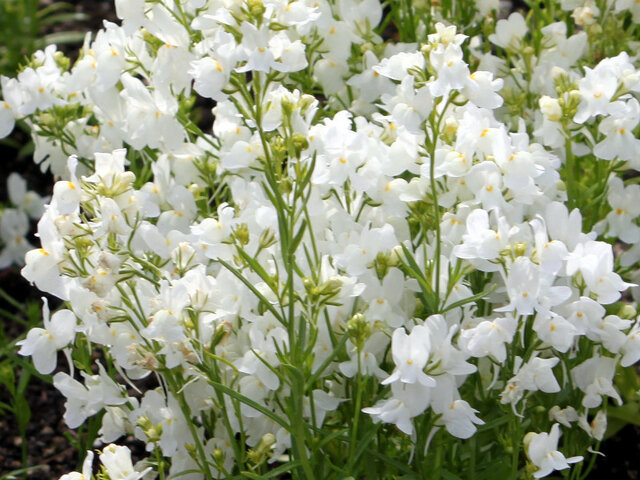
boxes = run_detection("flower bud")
[136,416,162,443]
[373,251,391,279]
[233,223,250,246]
[346,313,370,351]
[258,228,277,249]
[442,117,458,142]
[319,277,343,296]
[212,448,225,464]
[539,96,561,122]
[291,133,309,158]
[270,135,287,158]
[618,304,637,319]
[210,321,232,350]
[281,98,295,118]
[247,0,266,18]
[53,51,70,72]
[298,94,316,113]
[513,242,527,258]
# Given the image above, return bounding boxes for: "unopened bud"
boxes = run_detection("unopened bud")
[618,304,637,319]
[291,133,309,157]
[442,117,458,141]
[346,313,370,350]
[53,51,70,72]
[258,228,277,249]
[212,448,225,464]
[551,66,567,82]
[210,321,232,350]
[247,0,266,18]
[298,94,316,113]
[522,432,536,457]
[513,242,527,258]
[233,223,250,246]
[303,277,315,292]
[281,98,295,117]
[539,96,561,122]
[261,433,276,448]
[270,135,287,158]
[373,251,391,279]
[320,277,343,295]
[420,43,431,56]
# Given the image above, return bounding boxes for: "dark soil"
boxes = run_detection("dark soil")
[0,1,638,479]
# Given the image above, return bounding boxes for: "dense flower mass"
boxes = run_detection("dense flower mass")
[2,0,640,478]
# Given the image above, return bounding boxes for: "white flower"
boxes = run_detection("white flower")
[571,355,622,408]
[58,451,94,480]
[458,315,516,362]
[452,209,512,272]
[566,240,632,304]
[431,375,484,439]
[593,98,640,162]
[501,356,560,405]
[17,298,76,374]
[362,382,431,435]
[604,176,640,243]
[489,12,527,49]
[577,410,607,440]
[100,444,151,480]
[430,43,469,97]
[189,30,235,100]
[463,70,503,109]
[532,313,577,353]
[496,257,571,317]
[621,323,640,367]
[373,51,425,81]
[382,325,435,387]
[0,209,32,268]
[54,364,126,428]
[525,424,583,478]
[574,63,619,124]
[7,172,47,219]
[548,406,578,428]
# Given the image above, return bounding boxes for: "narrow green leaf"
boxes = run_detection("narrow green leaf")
[442,284,497,313]
[262,460,302,478]
[206,379,290,431]
[607,403,640,427]
[39,12,88,27]
[218,258,284,324]
[42,31,87,45]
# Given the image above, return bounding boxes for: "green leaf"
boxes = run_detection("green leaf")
[206,379,290,431]
[38,12,88,27]
[441,470,464,480]
[399,243,437,313]
[218,258,284,325]
[606,403,640,427]
[42,31,87,46]
[304,331,349,392]
[262,460,302,478]
[442,283,496,314]
[0,464,47,480]
[236,248,279,295]
[36,1,75,18]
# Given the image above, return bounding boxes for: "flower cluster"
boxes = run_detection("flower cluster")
[2,0,640,479]
[0,173,47,269]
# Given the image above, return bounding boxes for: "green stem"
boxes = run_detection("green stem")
[564,134,578,211]
[510,416,521,480]
[290,378,316,480]
[167,374,214,480]
[347,355,364,470]
[155,447,166,480]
